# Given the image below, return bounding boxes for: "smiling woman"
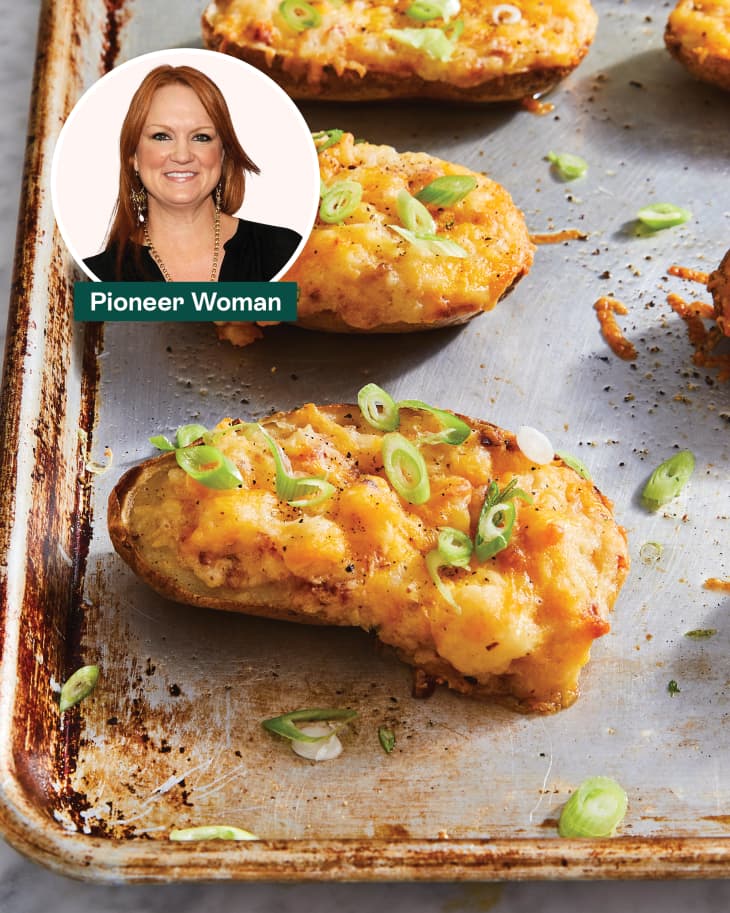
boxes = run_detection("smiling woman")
[83,64,303,282]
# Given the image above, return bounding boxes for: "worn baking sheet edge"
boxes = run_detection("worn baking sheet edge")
[1,0,730,882]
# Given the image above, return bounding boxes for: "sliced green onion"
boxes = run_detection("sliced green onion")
[175,445,242,490]
[59,665,99,712]
[406,0,460,22]
[319,180,362,224]
[547,151,588,181]
[398,399,470,445]
[474,478,532,561]
[389,225,468,258]
[639,541,663,564]
[426,550,461,610]
[291,723,344,760]
[358,383,400,431]
[150,434,175,451]
[684,629,717,639]
[436,526,473,566]
[415,174,477,207]
[175,423,208,448]
[279,0,322,31]
[381,432,430,504]
[384,26,460,61]
[378,726,396,754]
[262,708,358,743]
[558,777,628,838]
[170,825,258,842]
[641,450,695,510]
[556,450,591,480]
[636,203,691,231]
[668,679,680,696]
[312,128,343,152]
[397,189,436,235]
[257,424,335,507]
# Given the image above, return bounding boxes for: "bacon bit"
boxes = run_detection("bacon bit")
[530,229,588,244]
[668,264,709,285]
[704,578,730,592]
[594,297,637,361]
[521,96,555,116]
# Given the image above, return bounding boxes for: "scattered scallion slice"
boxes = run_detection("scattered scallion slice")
[474,478,532,561]
[398,399,470,445]
[668,679,680,696]
[175,423,208,448]
[150,434,175,451]
[492,3,522,24]
[175,445,243,490]
[381,432,431,504]
[397,189,436,235]
[426,527,473,610]
[384,26,460,61]
[556,450,591,480]
[389,225,468,258]
[378,726,396,754]
[639,541,663,564]
[558,777,628,838]
[516,425,554,465]
[279,0,322,32]
[547,151,588,181]
[262,708,358,743]
[312,128,343,152]
[257,424,336,506]
[59,665,99,712]
[170,825,258,842]
[406,0,460,22]
[636,203,691,231]
[684,629,717,639]
[415,174,477,207]
[641,450,695,510]
[358,383,400,432]
[319,180,362,223]
[291,723,344,760]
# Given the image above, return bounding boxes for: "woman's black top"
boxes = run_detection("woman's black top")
[84,218,302,282]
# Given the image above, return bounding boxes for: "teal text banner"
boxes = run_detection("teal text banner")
[74,282,298,322]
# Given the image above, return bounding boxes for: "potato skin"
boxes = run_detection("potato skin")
[216,133,534,344]
[109,403,629,713]
[201,0,598,102]
[708,248,730,336]
[665,0,730,92]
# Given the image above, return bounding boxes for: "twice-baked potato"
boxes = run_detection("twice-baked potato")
[216,132,534,346]
[708,248,730,335]
[202,0,598,102]
[108,394,629,713]
[665,0,730,92]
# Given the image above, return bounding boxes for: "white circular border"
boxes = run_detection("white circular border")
[51,48,319,282]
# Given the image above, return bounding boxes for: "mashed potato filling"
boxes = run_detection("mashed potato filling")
[123,403,629,712]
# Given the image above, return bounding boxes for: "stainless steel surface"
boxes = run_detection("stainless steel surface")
[1,0,729,883]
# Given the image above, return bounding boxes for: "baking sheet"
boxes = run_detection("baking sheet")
[0,0,729,882]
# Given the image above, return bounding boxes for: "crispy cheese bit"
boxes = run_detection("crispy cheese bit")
[521,97,555,116]
[668,264,709,285]
[530,229,588,244]
[213,322,265,348]
[593,297,637,361]
[667,293,730,381]
[704,578,730,592]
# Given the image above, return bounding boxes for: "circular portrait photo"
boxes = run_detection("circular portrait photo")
[51,48,320,283]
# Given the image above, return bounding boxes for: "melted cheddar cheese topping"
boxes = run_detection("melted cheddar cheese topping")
[668,0,730,57]
[129,403,629,711]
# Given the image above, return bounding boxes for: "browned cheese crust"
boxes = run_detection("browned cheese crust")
[108,403,629,713]
[216,132,534,345]
[665,0,730,91]
[708,247,730,335]
[201,0,598,102]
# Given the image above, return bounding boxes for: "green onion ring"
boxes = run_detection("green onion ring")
[436,526,473,567]
[312,129,343,152]
[175,423,208,448]
[358,383,400,431]
[547,151,588,181]
[636,203,691,231]
[556,450,591,480]
[406,0,460,21]
[415,174,477,207]
[389,225,468,258]
[558,776,628,838]
[384,27,458,62]
[396,189,436,235]
[279,0,322,31]
[475,500,515,561]
[398,399,470,445]
[319,180,362,224]
[262,708,358,743]
[381,432,431,504]
[641,450,695,510]
[257,424,336,507]
[150,433,175,451]
[59,665,99,712]
[175,445,243,490]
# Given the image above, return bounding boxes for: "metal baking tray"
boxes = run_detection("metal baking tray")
[1,0,728,883]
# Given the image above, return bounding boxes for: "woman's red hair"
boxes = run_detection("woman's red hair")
[106,65,259,274]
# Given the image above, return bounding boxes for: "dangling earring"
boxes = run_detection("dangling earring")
[131,173,147,224]
[215,182,222,213]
